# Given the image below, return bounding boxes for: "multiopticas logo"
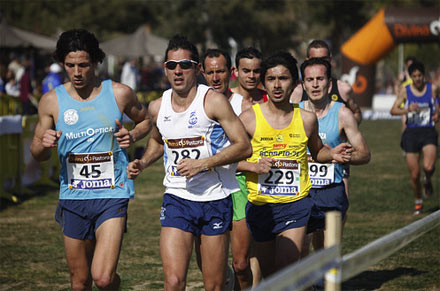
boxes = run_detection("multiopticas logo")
[165,136,205,149]
[65,127,115,140]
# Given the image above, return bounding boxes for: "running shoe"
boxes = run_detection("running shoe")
[423,176,433,199]
[413,202,423,215]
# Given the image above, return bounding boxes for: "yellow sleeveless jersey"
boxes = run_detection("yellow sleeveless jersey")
[246,103,311,205]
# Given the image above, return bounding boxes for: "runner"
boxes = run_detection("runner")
[299,57,370,260]
[30,29,151,290]
[201,48,253,290]
[238,51,352,278]
[390,60,439,215]
[127,35,252,290]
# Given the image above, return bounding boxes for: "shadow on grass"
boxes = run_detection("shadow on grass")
[0,184,59,211]
[342,267,426,290]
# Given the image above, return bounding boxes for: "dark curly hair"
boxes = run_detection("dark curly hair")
[53,29,105,64]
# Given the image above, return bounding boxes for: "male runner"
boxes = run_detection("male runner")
[231,47,267,104]
[390,60,439,215]
[299,58,370,257]
[30,29,151,290]
[201,48,253,290]
[291,39,362,204]
[231,46,266,285]
[238,51,352,278]
[126,35,252,291]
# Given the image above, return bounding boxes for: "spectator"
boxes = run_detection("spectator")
[120,58,139,91]
[42,63,63,94]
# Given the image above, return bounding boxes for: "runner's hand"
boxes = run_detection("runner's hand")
[42,129,62,148]
[127,159,145,179]
[114,119,132,148]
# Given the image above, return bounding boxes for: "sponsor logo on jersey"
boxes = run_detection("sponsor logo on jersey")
[64,109,79,125]
[163,116,172,122]
[65,126,115,140]
[259,150,300,158]
[331,94,339,101]
[165,136,205,148]
[188,111,198,128]
[260,137,274,141]
[273,144,287,149]
[276,134,284,142]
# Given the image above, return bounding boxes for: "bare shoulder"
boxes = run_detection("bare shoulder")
[112,81,134,99]
[38,90,58,116]
[290,83,303,103]
[148,97,162,121]
[204,89,232,115]
[338,104,356,124]
[240,106,255,123]
[299,107,317,123]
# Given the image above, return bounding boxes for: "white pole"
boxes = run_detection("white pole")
[325,211,342,291]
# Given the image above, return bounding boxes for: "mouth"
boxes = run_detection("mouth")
[174,78,184,85]
[272,91,283,98]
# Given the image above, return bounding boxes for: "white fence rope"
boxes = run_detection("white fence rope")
[341,209,440,281]
[252,245,340,291]
[249,209,440,290]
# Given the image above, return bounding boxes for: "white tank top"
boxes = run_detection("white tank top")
[157,84,234,201]
[230,93,244,116]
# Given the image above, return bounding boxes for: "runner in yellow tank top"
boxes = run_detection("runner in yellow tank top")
[246,103,311,205]
[237,51,352,279]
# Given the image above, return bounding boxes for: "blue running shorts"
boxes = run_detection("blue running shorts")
[160,193,233,236]
[55,198,129,240]
[245,196,313,242]
[307,182,348,233]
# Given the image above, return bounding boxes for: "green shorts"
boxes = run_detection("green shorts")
[232,173,249,221]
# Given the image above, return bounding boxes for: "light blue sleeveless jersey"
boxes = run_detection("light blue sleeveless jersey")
[55,79,134,199]
[299,101,344,183]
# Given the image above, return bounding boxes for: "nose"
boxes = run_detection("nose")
[74,65,80,76]
[274,78,281,88]
[174,64,183,74]
[213,72,219,81]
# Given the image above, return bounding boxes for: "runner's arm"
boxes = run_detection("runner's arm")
[338,80,362,124]
[30,91,59,161]
[340,107,370,165]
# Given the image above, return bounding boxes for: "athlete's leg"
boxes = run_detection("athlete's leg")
[91,217,125,290]
[230,219,252,290]
[160,227,194,291]
[254,240,275,279]
[64,236,95,291]
[250,246,261,286]
[406,152,422,200]
[301,233,313,259]
[198,232,229,291]
[276,226,306,272]
[422,144,437,197]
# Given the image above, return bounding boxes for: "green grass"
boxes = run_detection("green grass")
[0,120,439,290]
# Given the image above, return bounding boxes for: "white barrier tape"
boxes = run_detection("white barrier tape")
[251,245,340,291]
[341,210,440,281]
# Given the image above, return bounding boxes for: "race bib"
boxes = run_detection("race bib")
[66,152,115,190]
[407,106,431,126]
[164,136,208,177]
[308,161,335,188]
[257,159,301,196]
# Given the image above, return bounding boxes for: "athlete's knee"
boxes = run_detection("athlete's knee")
[71,279,92,291]
[233,256,250,275]
[93,272,119,290]
[164,274,186,291]
[424,164,435,174]
[203,279,224,291]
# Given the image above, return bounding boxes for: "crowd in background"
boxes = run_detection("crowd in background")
[1,51,440,116]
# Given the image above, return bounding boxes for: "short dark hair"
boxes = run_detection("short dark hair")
[261,51,298,86]
[165,34,199,63]
[301,58,332,80]
[306,40,331,58]
[202,49,231,71]
[235,47,263,68]
[408,60,425,76]
[53,29,105,64]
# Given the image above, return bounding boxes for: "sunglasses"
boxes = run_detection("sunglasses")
[164,59,198,70]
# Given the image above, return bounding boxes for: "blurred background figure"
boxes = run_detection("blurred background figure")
[120,58,139,91]
[42,63,63,94]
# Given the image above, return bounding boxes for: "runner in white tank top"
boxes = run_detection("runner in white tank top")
[127,38,252,290]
